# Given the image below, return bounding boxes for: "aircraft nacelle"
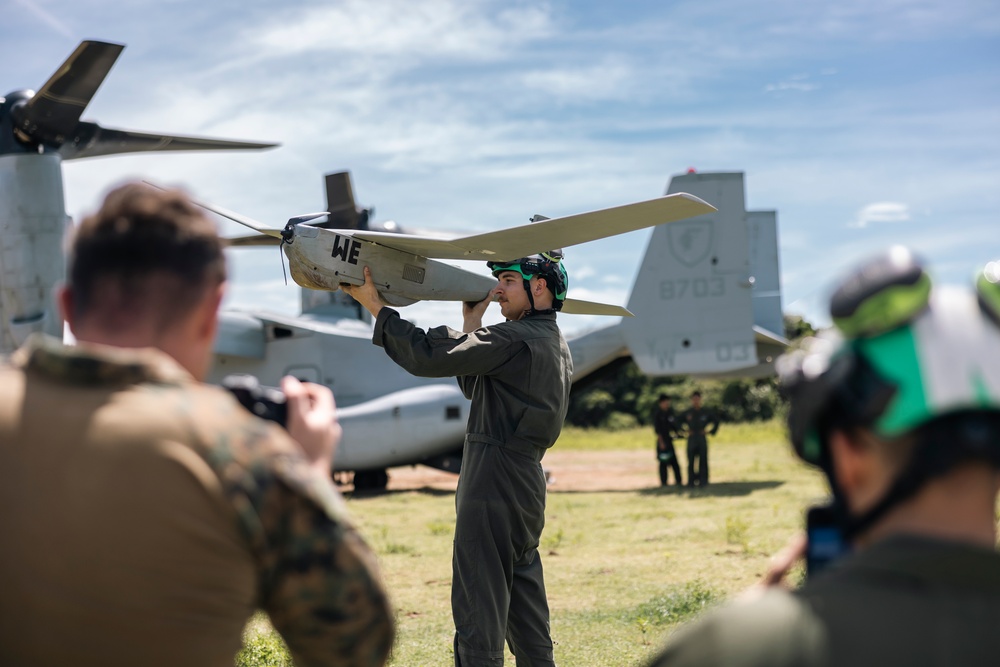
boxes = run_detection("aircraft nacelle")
[285,225,498,306]
[336,384,468,471]
[0,154,69,350]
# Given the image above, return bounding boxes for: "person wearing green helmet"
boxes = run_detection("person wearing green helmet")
[645,246,1000,667]
[343,251,572,667]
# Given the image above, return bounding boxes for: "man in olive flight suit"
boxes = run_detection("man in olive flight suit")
[0,184,393,667]
[646,247,1000,666]
[345,251,572,667]
[653,394,683,486]
[680,391,719,487]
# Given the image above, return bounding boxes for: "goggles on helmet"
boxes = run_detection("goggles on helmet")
[487,250,569,303]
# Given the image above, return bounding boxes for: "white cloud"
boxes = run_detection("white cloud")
[520,58,636,102]
[764,80,819,93]
[849,202,911,228]
[13,0,73,37]
[248,0,554,61]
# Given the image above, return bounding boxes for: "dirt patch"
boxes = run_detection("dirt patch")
[346,449,665,494]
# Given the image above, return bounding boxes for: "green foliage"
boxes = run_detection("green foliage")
[626,580,721,626]
[784,314,818,341]
[725,515,750,552]
[236,613,292,667]
[542,527,567,551]
[567,360,783,428]
[604,411,640,431]
[566,314,819,429]
[427,520,452,536]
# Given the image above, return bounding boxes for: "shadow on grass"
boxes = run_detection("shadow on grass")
[345,485,456,499]
[637,480,785,498]
[343,481,785,499]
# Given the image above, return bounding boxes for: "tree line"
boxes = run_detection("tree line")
[566,315,816,429]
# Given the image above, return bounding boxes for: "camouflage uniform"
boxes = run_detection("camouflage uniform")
[0,335,393,667]
[373,308,572,667]
[646,535,1000,666]
[680,407,719,487]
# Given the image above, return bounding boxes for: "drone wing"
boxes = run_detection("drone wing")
[561,299,633,317]
[143,182,284,239]
[351,193,715,260]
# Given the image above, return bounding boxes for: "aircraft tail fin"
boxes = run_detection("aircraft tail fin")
[618,171,782,377]
[747,209,784,339]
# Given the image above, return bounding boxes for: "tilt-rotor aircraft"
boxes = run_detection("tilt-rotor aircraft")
[0,40,275,353]
[208,170,787,490]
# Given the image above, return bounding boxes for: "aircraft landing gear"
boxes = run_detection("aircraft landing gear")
[352,469,389,492]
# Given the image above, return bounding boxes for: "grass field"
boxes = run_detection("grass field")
[240,420,829,666]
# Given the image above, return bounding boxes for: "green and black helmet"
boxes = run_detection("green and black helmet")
[487,250,569,312]
[778,246,1000,536]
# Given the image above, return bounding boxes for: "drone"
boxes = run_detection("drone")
[176,189,717,316]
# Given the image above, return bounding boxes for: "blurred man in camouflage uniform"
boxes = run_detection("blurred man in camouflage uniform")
[0,183,393,667]
[345,250,572,667]
[680,391,719,487]
[646,247,1000,666]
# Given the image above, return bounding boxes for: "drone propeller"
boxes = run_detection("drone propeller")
[281,212,330,244]
[278,212,329,285]
[3,40,277,160]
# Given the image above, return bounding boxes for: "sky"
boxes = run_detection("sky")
[3,0,999,335]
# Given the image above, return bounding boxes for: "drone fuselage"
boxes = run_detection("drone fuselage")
[284,225,497,307]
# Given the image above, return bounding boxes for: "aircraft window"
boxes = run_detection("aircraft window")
[445,406,461,420]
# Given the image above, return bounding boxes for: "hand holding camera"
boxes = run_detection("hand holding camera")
[224,374,341,476]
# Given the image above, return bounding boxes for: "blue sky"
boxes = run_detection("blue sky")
[4,0,999,335]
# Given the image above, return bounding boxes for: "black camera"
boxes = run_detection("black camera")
[222,374,288,428]
[805,503,850,577]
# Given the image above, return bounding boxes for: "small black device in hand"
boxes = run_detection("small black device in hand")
[222,374,288,428]
[805,503,850,577]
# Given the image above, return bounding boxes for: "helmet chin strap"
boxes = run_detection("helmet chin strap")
[520,277,556,318]
[523,278,536,313]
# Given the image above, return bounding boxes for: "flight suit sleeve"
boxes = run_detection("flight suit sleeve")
[216,423,394,667]
[456,374,476,399]
[372,308,515,379]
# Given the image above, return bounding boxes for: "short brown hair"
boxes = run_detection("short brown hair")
[67,183,226,329]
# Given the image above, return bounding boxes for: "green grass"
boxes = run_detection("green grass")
[556,418,787,451]
[240,420,825,666]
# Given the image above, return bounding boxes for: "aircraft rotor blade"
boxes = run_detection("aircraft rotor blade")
[13,40,124,148]
[60,122,278,160]
[350,193,716,261]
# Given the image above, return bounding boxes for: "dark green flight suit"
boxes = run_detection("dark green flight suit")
[680,407,719,487]
[646,535,1000,667]
[653,407,682,486]
[373,308,572,667]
